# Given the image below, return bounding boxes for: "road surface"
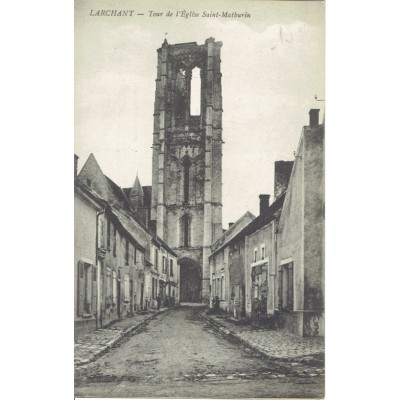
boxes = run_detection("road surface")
[75,305,324,398]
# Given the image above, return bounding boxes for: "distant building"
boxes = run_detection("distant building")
[209,212,256,316]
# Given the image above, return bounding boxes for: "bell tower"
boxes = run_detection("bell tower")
[150,38,223,302]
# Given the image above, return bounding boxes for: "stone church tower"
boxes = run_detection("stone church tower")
[150,38,223,302]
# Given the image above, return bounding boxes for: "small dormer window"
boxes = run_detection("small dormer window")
[86,178,91,187]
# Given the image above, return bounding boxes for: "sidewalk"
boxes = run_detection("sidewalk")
[74,308,168,366]
[201,312,324,363]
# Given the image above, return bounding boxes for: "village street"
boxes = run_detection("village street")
[75,305,324,398]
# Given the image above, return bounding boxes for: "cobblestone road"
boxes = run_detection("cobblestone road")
[205,313,324,359]
[75,305,324,398]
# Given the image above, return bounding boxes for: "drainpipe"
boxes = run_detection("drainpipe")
[272,220,278,312]
[95,208,105,329]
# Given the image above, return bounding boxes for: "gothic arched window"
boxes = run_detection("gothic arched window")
[181,214,191,247]
[182,156,191,204]
[175,69,186,118]
[190,67,201,115]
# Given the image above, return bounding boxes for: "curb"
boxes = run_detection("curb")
[200,313,323,364]
[75,308,169,366]
[200,313,275,360]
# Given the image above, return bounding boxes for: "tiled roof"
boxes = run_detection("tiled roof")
[209,194,286,257]
[105,176,132,211]
[74,177,107,208]
[211,211,256,254]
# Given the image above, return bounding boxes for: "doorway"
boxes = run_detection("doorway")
[179,258,202,302]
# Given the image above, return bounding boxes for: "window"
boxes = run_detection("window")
[112,270,117,305]
[106,267,112,306]
[175,69,186,118]
[163,256,167,274]
[190,67,201,115]
[124,275,129,302]
[154,248,159,269]
[221,276,225,300]
[280,263,294,310]
[261,246,265,260]
[134,247,137,264]
[238,243,241,255]
[254,249,258,263]
[125,239,129,265]
[77,261,94,315]
[183,156,190,204]
[170,259,174,276]
[113,226,117,257]
[152,278,156,299]
[181,214,190,247]
[86,178,91,187]
[106,219,110,249]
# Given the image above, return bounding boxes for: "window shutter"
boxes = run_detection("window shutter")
[112,271,117,305]
[92,266,97,314]
[77,261,84,316]
[288,264,294,310]
[86,266,92,313]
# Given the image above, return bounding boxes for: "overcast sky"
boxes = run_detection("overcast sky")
[75,0,325,228]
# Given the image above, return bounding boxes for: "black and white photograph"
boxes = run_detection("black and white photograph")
[74,0,325,398]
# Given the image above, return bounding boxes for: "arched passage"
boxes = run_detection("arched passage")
[179,258,202,302]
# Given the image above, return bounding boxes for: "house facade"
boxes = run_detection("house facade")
[209,212,256,315]
[74,172,105,337]
[75,154,180,337]
[275,109,324,336]
[207,109,324,337]
[97,207,147,327]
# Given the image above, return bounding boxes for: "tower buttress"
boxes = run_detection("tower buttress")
[150,38,223,302]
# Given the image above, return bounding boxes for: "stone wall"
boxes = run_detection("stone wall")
[276,124,324,336]
[151,39,223,301]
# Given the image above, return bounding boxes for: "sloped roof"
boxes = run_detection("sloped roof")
[131,175,144,196]
[209,194,286,258]
[74,176,107,209]
[238,193,286,239]
[210,211,256,255]
[105,176,132,211]
[109,207,149,252]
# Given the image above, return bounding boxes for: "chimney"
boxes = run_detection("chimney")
[74,154,79,177]
[229,222,234,229]
[309,109,320,126]
[259,194,270,215]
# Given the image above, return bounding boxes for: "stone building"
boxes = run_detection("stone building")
[243,193,287,326]
[75,153,180,335]
[206,109,324,337]
[150,38,223,303]
[209,212,256,315]
[74,158,106,337]
[275,109,324,336]
[98,206,147,327]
